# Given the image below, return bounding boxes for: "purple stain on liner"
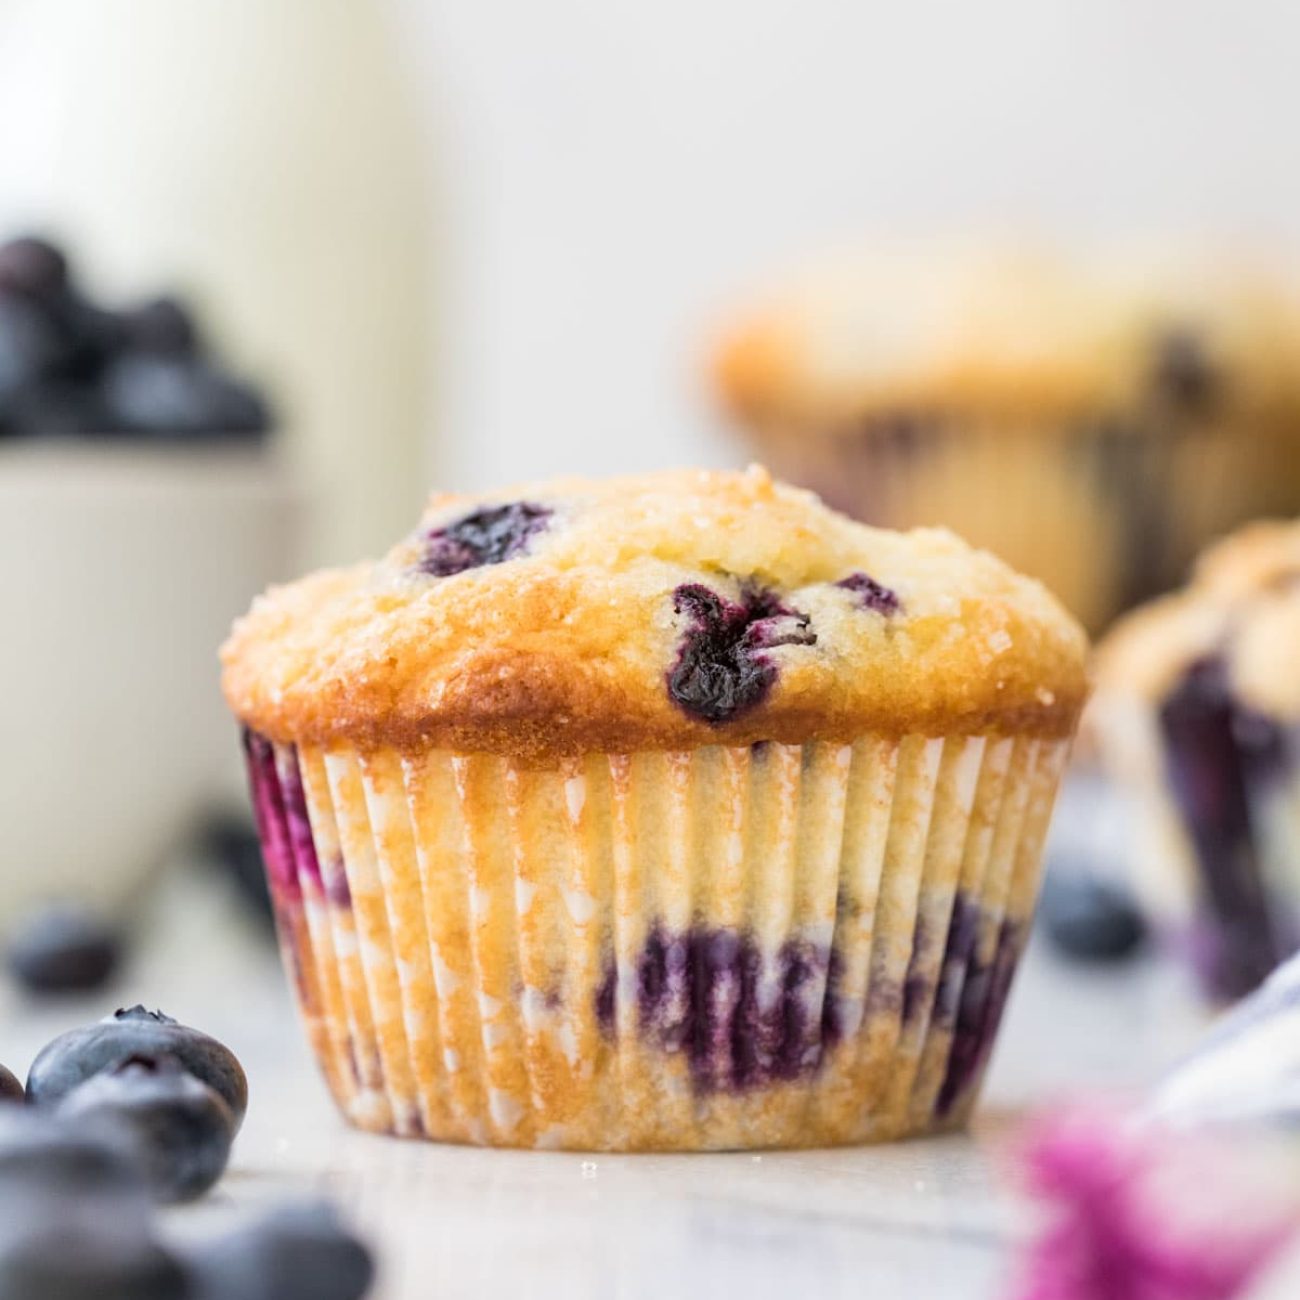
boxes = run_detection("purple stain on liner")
[666,582,816,724]
[835,570,901,616]
[596,924,842,1095]
[323,856,353,910]
[594,966,617,1038]
[1159,656,1291,999]
[241,728,300,904]
[936,913,1025,1117]
[418,501,551,576]
[277,749,324,894]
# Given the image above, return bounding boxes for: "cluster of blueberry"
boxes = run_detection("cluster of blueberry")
[0,1006,373,1299]
[0,235,271,438]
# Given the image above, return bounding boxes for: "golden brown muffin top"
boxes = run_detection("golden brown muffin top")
[712,244,1300,429]
[222,465,1088,760]
[1096,519,1300,716]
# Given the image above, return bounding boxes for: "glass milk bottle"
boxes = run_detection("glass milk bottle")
[0,0,434,566]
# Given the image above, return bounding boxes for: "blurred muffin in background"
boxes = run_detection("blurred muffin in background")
[710,244,1300,632]
[1090,520,1300,1000]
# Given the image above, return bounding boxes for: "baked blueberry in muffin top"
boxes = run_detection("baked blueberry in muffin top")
[222,465,1087,761]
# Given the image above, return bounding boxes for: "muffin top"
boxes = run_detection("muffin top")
[1096,519,1300,718]
[712,244,1300,429]
[222,465,1088,760]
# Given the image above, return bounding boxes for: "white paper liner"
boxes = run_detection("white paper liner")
[245,731,1069,1150]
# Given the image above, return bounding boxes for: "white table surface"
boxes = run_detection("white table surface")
[0,866,1215,1300]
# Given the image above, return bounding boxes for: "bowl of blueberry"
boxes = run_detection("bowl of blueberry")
[0,234,300,917]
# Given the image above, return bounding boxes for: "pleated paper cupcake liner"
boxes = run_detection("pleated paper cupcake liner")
[743,417,1300,634]
[243,729,1070,1150]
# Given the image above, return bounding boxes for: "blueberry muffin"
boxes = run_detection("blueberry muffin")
[712,245,1300,633]
[1092,520,1300,1000]
[222,465,1087,1149]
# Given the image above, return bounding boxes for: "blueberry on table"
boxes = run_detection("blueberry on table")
[1039,872,1147,962]
[26,1006,248,1131]
[190,1200,374,1300]
[7,904,121,994]
[0,1217,188,1300]
[0,1107,151,1204]
[0,1110,181,1296]
[56,1054,234,1203]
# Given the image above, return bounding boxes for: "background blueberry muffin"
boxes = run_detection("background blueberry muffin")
[711,245,1300,633]
[1091,520,1300,1000]
[223,465,1087,1150]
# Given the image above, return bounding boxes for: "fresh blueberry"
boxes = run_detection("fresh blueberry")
[2,377,112,435]
[418,501,552,576]
[0,1107,151,1206]
[1038,872,1147,962]
[835,570,901,616]
[666,582,815,724]
[0,1110,185,1296]
[190,1200,374,1300]
[56,1054,234,1203]
[0,1213,188,1300]
[101,354,270,436]
[123,297,198,355]
[0,297,65,405]
[0,237,69,300]
[0,1067,20,1104]
[27,1006,248,1131]
[7,904,121,994]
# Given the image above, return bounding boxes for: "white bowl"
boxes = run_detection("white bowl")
[0,441,301,918]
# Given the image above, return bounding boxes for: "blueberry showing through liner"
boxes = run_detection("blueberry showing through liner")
[597,923,842,1094]
[1038,872,1147,963]
[418,501,552,576]
[7,904,121,995]
[190,1199,374,1300]
[0,1067,21,1104]
[101,354,269,435]
[27,1006,248,1131]
[835,570,901,616]
[56,1054,234,1203]
[666,582,816,724]
[1160,656,1287,998]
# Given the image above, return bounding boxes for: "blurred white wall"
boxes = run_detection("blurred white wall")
[397,0,1300,490]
